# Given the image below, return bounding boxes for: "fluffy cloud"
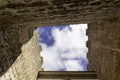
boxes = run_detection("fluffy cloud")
[38,24,88,71]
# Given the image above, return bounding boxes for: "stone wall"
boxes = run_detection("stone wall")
[0,30,43,80]
[0,0,120,26]
[0,0,120,80]
[0,23,36,76]
[87,19,120,80]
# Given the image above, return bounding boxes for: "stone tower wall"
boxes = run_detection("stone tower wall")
[0,30,43,80]
[0,23,37,76]
[87,20,120,80]
[0,0,120,80]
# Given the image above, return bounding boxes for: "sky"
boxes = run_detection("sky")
[38,24,88,71]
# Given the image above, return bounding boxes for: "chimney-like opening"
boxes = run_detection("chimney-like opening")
[37,24,88,71]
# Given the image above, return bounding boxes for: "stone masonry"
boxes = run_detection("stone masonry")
[0,23,37,76]
[87,20,120,80]
[0,30,43,80]
[0,0,120,80]
[0,0,120,26]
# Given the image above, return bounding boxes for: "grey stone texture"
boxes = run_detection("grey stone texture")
[0,23,36,76]
[0,0,120,80]
[0,0,120,26]
[87,20,120,80]
[0,30,43,80]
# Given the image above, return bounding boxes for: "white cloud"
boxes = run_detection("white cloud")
[40,24,88,71]
[64,60,83,71]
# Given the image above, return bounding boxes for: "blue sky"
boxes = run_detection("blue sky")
[38,24,88,71]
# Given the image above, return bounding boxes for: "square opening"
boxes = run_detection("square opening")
[37,24,88,71]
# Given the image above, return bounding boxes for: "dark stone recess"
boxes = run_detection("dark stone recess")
[0,22,36,76]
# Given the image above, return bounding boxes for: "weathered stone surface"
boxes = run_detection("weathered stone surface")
[37,71,98,79]
[0,0,120,26]
[0,30,43,80]
[0,23,37,76]
[0,0,120,80]
[87,20,120,80]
